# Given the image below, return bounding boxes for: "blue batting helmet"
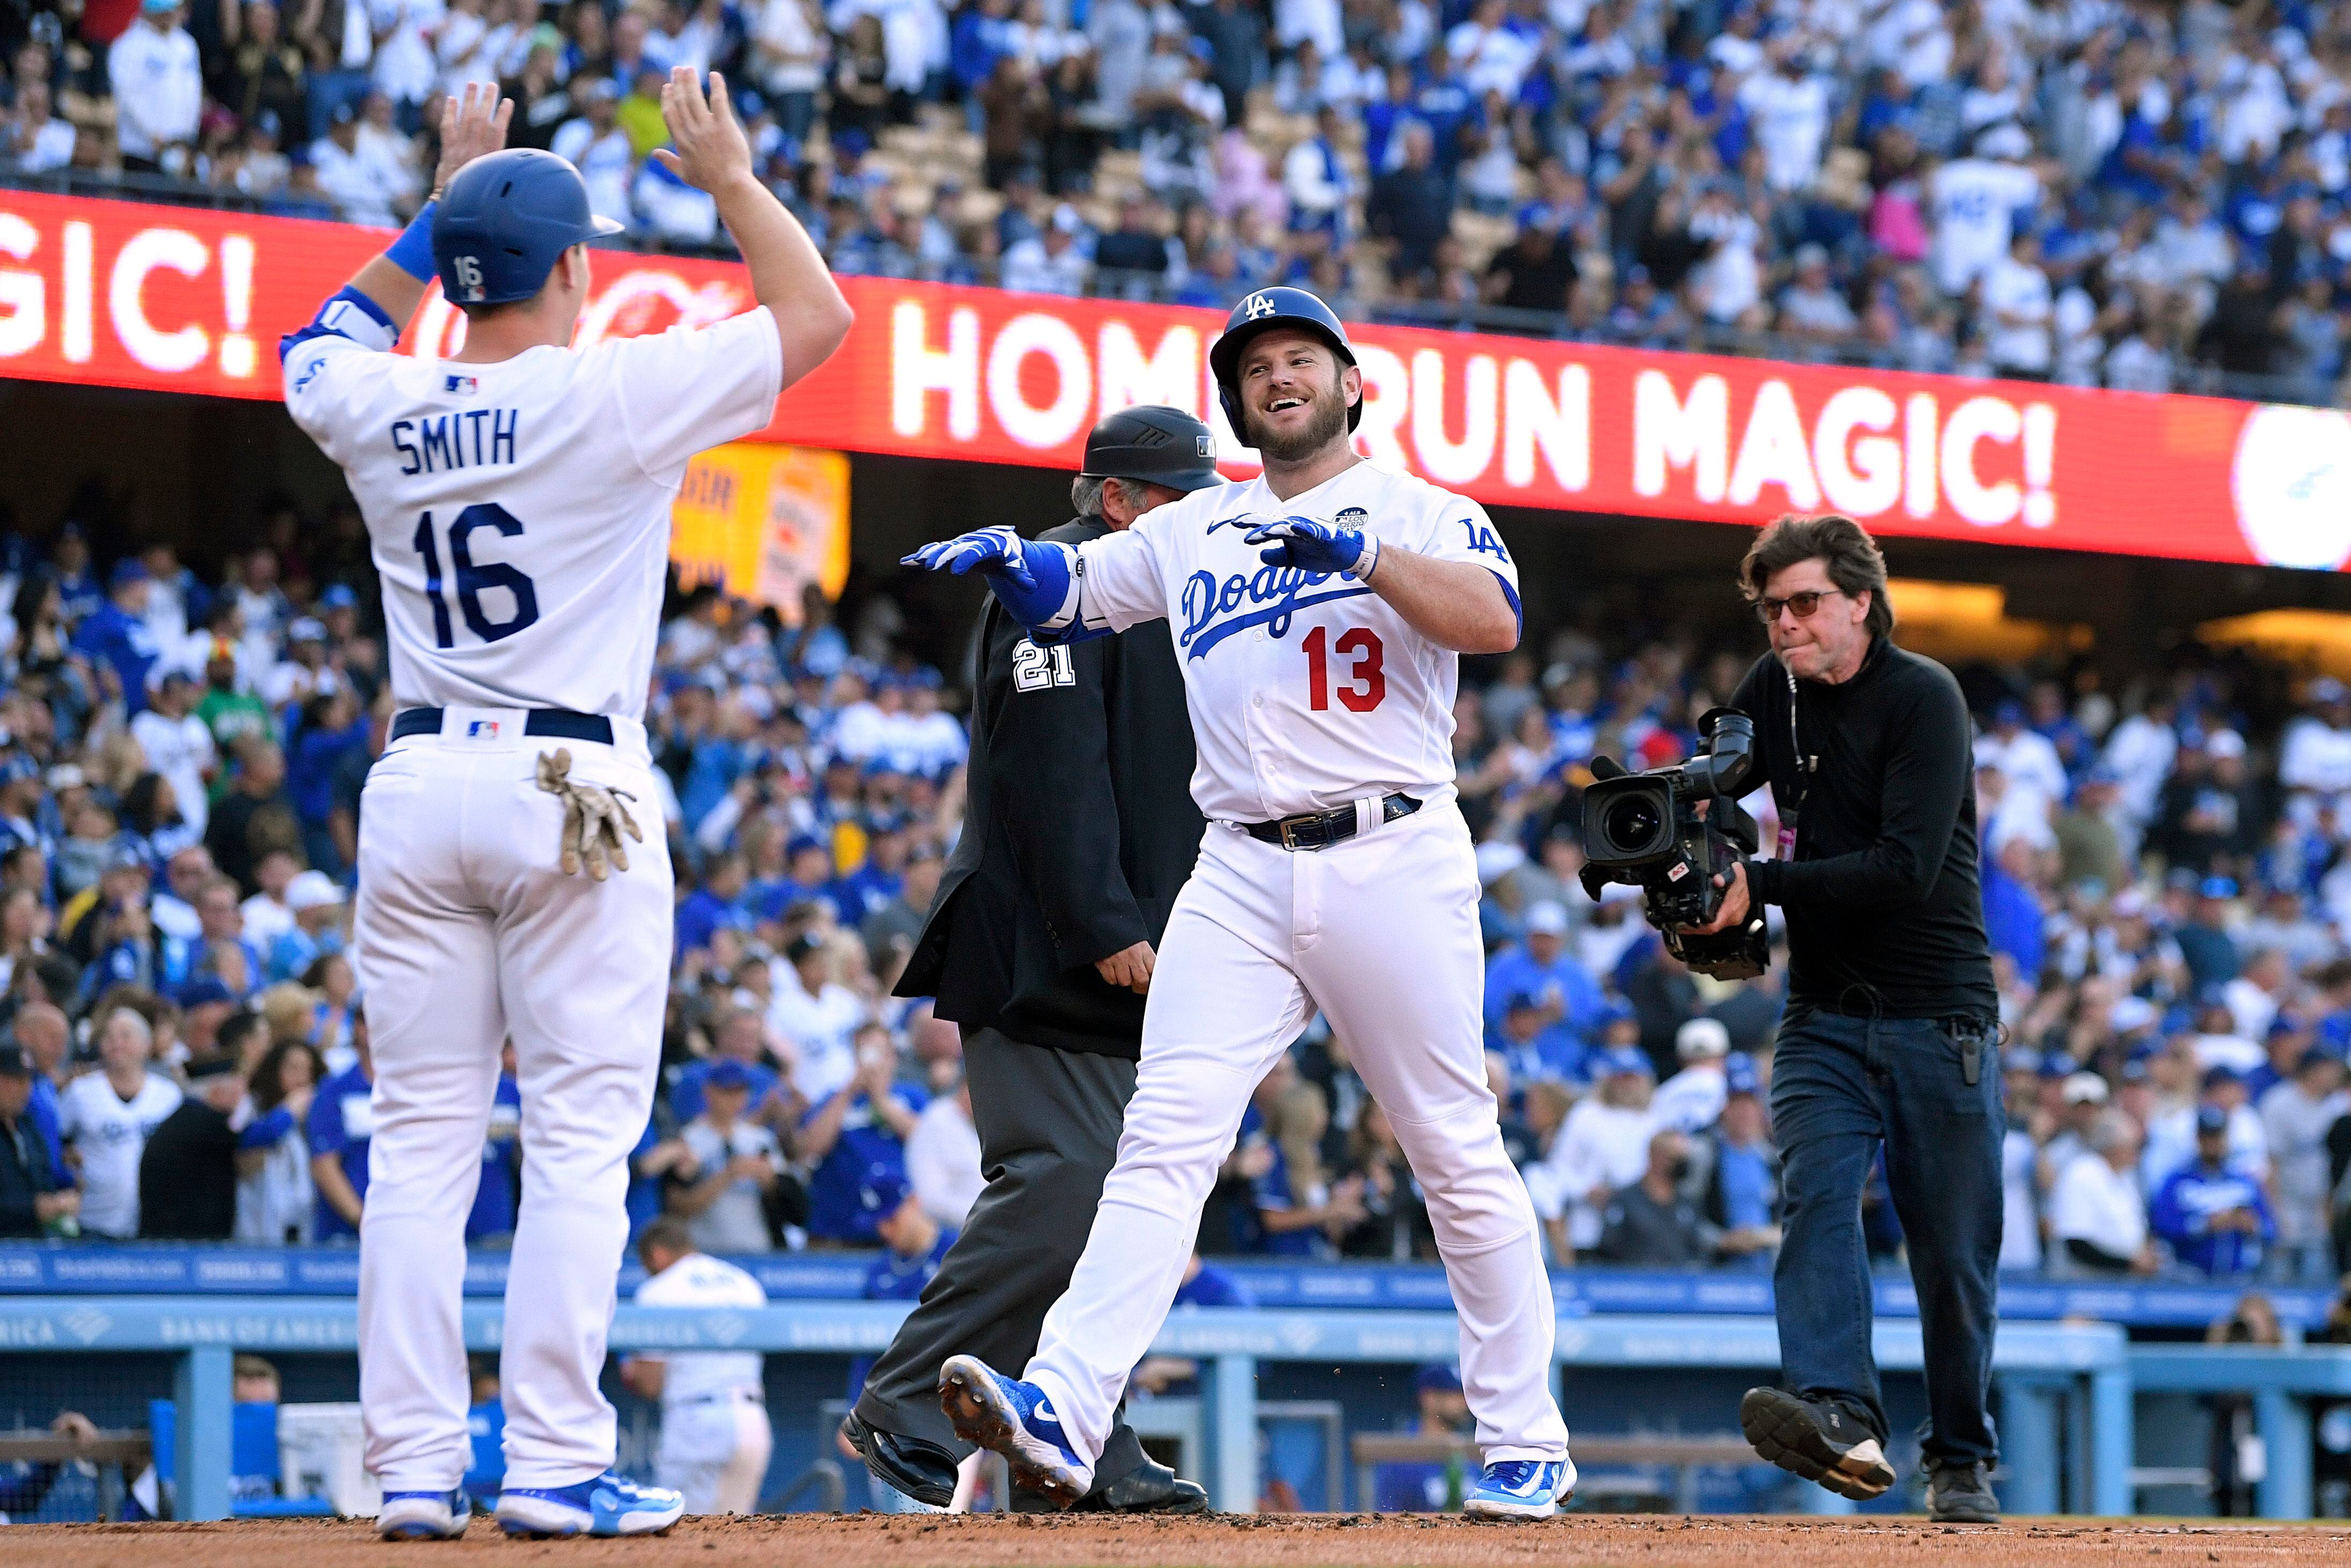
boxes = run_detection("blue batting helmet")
[1208,285,1362,438]
[432,149,624,307]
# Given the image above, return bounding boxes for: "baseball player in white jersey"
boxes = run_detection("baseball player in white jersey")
[907,286,1576,1518]
[620,1218,775,1515]
[278,79,849,1540]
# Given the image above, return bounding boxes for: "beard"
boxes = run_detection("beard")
[1244,377,1351,462]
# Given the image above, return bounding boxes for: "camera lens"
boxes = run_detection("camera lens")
[1602,797,1662,852]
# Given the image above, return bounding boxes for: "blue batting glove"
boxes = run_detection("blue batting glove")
[1243,516,1377,579]
[902,526,1037,591]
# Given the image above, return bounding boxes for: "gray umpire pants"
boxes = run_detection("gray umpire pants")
[852,1025,1152,1493]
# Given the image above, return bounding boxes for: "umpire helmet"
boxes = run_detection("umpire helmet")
[1080,405,1224,494]
[1207,286,1362,438]
[432,149,626,308]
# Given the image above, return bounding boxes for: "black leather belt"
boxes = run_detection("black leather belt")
[390,707,615,745]
[1242,792,1420,851]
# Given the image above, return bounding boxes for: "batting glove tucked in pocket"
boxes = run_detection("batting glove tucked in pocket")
[535,748,643,881]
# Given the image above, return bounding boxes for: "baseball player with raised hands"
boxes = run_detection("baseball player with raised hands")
[906,287,1576,1519]
[278,76,850,1540]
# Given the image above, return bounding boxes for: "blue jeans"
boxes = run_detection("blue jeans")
[1769,1008,2004,1468]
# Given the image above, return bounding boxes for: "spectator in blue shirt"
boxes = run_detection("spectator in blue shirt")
[1980,836,2046,980]
[670,1007,786,1127]
[2150,1107,2276,1276]
[2176,879,2243,993]
[463,1357,506,1511]
[861,1172,957,1301]
[268,871,348,983]
[467,1052,522,1244]
[285,688,367,877]
[1129,1253,1252,1402]
[70,561,162,715]
[848,1171,960,1504]
[1492,989,1583,1087]
[800,1024,925,1245]
[0,759,53,893]
[675,853,751,958]
[1698,1056,1781,1269]
[625,1110,694,1243]
[829,822,906,925]
[1484,901,1607,1048]
[50,525,101,627]
[750,835,834,923]
[13,1003,72,1191]
[1371,1365,1475,1512]
[307,1025,373,1241]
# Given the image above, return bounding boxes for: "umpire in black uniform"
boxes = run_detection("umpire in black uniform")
[843,407,1220,1513]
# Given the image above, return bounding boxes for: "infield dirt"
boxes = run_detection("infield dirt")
[5,1513,2349,1568]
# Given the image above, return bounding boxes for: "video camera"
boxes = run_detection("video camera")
[1578,708,1771,981]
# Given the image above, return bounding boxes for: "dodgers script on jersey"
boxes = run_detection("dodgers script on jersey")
[281,308,782,719]
[1067,460,1521,822]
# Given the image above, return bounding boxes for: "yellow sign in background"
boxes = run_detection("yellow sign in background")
[669,444,851,618]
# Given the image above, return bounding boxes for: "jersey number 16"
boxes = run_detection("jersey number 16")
[412,505,542,649]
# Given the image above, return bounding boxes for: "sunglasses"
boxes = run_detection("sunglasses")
[1755,588,1845,624]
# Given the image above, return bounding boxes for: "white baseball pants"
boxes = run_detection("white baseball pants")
[656,1395,773,1514]
[353,710,672,1492]
[1026,798,1569,1464]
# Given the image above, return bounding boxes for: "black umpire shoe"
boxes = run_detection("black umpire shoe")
[1740,1387,1897,1501]
[1012,1459,1211,1514]
[1924,1460,2001,1523]
[841,1411,959,1508]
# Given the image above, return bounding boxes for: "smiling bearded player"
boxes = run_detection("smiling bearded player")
[901,286,1578,1519]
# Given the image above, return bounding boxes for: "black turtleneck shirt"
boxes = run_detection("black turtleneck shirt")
[1730,637,1998,1021]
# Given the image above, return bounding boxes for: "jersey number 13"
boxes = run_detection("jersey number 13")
[412,505,542,649]
[1303,625,1384,712]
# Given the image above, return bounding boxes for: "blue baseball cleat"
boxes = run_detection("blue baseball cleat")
[937,1354,1094,1508]
[1463,1457,1578,1519]
[377,1487,470,1540]
[495,1471,684,1537]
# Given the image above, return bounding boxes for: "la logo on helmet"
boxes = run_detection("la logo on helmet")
[1242,292,1278,319]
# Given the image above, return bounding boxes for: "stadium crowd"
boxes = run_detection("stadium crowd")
[3,504,2351,1289]
[7,0,2351,400]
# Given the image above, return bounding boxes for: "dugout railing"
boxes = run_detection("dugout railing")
[0,1298,2134,1521]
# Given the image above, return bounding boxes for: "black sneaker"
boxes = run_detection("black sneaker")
[1740,1387,1897,1501]
[1924,1460,2000,1523]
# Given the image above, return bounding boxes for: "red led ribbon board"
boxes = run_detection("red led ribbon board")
[4,189,2346,571]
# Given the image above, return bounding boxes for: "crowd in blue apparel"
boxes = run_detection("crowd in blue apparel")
[1,502,2350,1293]
[12,0,2351,400]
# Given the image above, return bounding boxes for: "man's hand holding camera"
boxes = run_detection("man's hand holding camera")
[1683,859,1751,936]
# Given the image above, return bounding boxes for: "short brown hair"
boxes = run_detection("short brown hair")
[1738,513,1894,639]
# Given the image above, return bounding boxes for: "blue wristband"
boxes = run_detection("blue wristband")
[385,200,439,283]
[986,540,1074,630]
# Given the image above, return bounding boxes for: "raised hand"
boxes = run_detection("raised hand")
[1243,516,1374,578]
[432,82,513,198]
[653,65,754,194]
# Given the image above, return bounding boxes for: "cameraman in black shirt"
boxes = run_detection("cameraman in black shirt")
[1686,514,2002,1523]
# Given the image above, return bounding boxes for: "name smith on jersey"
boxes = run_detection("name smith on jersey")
[390,408,521,475]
